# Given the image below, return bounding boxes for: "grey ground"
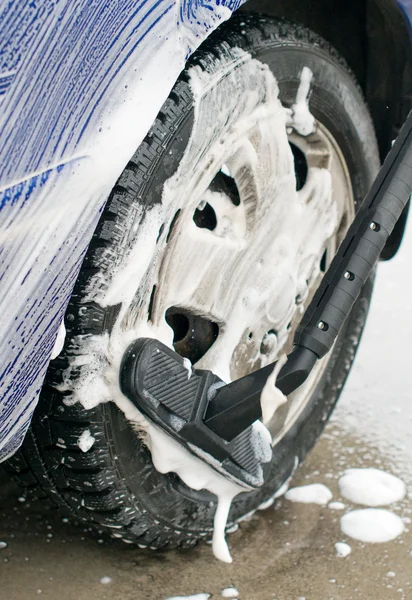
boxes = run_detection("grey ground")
[1,215,412,600]
[1,428,411,600]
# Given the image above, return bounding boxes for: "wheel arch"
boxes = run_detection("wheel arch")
[239,0,412,258]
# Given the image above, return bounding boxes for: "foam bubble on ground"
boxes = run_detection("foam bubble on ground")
[99,576,112,584]
[338,468,406,506]
[221,588,239,598]
[285,483,333,505]
[335,542,351,557]
[329,501,345,510]
[340,508,405,543]
[0,541,7,549]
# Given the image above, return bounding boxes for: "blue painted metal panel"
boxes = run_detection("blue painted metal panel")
[0,0,241,460]
[0,0,411,459]
[399,0,412,17]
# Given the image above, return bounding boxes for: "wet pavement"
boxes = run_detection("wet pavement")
[2,170,412,600]
[1,425,411,600]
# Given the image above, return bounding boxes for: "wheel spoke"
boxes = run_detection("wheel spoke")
[119,68,352,403]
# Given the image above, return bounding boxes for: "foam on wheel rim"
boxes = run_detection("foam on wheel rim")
[5,13,379,549]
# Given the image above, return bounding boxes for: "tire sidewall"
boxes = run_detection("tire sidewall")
[22,15,380,545]
[107,23,379,531]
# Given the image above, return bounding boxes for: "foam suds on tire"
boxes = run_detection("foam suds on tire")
[58,52,331,561]
[148,424,243,563]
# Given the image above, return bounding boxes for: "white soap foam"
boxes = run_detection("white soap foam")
[0,11,193,460]
[147,424,243,564]
[328,501,345,510]
[56,51,330,563]
[340,509,405,543]
[182,357,193,379]
[221,588,239,598]
[338,468,406,506]
[258,496,275,511]
[0,541,7,549]
[50,320,66,360]
[260,354,287,425]
[77,429,95,453]
[288,67,315,136]
[99,576,112,584]
[60,327,243,562]
[335,541,351,557]
[285,483,333,505]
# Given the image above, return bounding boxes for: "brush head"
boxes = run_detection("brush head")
[120,338,273,489]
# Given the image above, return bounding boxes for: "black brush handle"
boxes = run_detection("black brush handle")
[206,111,412,441]
[294,111,412,358]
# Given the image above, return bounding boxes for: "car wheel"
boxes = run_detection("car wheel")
[5,14,379,551]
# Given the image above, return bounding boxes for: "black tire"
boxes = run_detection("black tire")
[5,14,379,549]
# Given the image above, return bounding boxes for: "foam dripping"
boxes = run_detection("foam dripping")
[57,51,324,562]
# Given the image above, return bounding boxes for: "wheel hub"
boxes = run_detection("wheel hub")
[145,123,353,429]
[105,55,354,445]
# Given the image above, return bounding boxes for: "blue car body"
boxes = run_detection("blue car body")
[0,0,411,461]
